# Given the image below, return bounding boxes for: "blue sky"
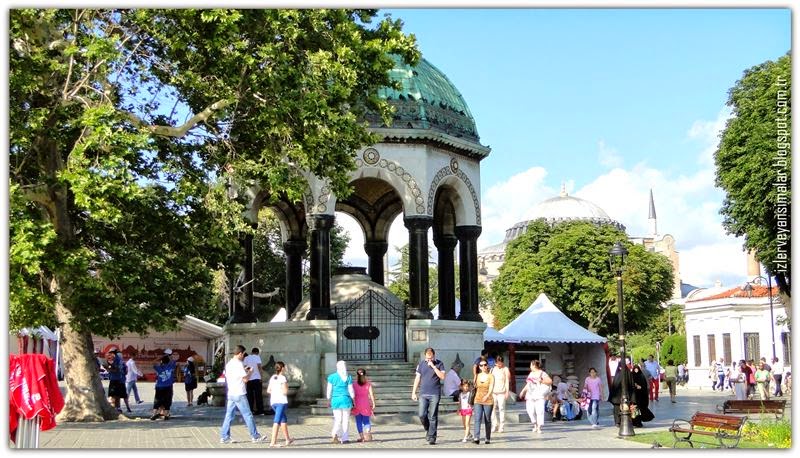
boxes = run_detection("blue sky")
[338,8,791,288]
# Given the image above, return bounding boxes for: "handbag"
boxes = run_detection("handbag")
[468,386,477,405]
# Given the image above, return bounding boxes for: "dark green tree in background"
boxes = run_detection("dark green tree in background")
[715,52,791,322]
[9,8,417,422]
[491,220,675,336]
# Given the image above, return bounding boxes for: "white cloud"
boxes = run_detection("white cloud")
[598,139,624,168]
[680,241,748,288]
[338,109,745,289]
[479,166,555,248]
[688,107,732,167]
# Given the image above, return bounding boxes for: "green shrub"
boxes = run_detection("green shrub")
[661,334,687,365]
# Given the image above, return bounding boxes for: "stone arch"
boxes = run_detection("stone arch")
[353,156,426,217]
[427,165,480,226]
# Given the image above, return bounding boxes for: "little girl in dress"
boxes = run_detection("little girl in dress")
[458,379,474,442]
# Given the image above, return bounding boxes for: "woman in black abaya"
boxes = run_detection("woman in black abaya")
[607,361,634,427]
[630,364,655,427]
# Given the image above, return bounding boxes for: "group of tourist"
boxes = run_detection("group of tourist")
[219,345,293,446]
[727,356,787,400]
[101,348,196,421]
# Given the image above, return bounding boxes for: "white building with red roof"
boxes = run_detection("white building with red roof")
[682,279,790,389]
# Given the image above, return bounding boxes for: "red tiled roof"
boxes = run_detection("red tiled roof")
[688,285,779,302]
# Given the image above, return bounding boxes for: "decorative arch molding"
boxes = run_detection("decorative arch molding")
[426,162,481,226]
[300,170,335,216]
[354,151,426,216]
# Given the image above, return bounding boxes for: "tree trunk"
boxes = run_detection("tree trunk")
[777,291,791,329]
[54,289,120,422]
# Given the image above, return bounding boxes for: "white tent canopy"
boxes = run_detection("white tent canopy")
[484,326,519,344]
[500,293,606,344]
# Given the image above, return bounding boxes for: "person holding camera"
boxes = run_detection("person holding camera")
[219,345,268,444]
[411,347,445,445]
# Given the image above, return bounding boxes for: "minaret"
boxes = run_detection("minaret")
[648,188,658,237]
[746,249,761,282]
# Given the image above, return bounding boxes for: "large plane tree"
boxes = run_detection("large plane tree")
[9,8,417,421]
[715,52,791,320]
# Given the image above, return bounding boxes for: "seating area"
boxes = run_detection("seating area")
[669,412,747,448]
[719,399,787,419]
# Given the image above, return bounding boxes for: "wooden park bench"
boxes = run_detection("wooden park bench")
[718,399,787,419]
[669,412,747,448]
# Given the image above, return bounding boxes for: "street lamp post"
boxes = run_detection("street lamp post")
[609,241,635,437]
[743,274,776,361]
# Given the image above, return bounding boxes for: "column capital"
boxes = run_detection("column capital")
[283,239,307,256]
[308,213,335,231]
[404,216,434,231]
[454,225,482,240]
[363,240,389,257]
[433,233,458,250]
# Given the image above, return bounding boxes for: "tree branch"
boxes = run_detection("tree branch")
[253,287,281,299]
[124,99,233,138]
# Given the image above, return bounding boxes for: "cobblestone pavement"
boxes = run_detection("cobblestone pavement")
[36,383,789,449]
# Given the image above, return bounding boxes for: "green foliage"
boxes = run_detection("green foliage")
[9,8,417,419]
[661,334,687,365]
[491,220,675,336]
[630,420,791,448]
[715,52,791,302]
[387,243,438,308]
[743,419,792,448]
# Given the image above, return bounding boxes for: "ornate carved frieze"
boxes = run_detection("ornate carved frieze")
[357,151,425,214]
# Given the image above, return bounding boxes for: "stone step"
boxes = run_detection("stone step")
[291,406,531,426]
[309,402,463,416]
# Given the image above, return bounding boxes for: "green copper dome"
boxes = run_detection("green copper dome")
[370,55,480,143]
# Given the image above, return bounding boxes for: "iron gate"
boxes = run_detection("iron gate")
[334,289,406,361]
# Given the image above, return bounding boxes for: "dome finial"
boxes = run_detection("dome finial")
[560,182,568,197]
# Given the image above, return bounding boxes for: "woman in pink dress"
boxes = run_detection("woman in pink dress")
[352,368,376,442]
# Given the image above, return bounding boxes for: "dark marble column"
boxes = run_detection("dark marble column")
[405,216,434,319]
[307,214,336,320]
[364,241,389,286]
[433,234,458,320]
[283,239,307,318]
[231,232,256,323]
[455,225,482,322]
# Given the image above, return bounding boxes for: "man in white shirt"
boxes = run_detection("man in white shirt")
[771,357,784,397]
[220,345,267,444]
[243,348,265,415]
[125,357,144,405]
[444,360,463,400]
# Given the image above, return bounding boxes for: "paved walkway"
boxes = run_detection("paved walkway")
[35,383,789,449]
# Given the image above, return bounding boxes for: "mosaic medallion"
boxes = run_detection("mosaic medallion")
[363,148,380,165]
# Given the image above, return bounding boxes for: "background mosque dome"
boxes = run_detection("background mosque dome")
[366,55,481,143]
[502,188,626,242]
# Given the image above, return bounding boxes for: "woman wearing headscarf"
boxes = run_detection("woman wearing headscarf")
[733,360,748,400]
[607,358,634,427]
[630,364,654,427]
[326,360,355,444]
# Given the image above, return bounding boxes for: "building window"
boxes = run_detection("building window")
[693,335,701,367]
[722,333,731,365]
[744,333,760,361]
[782,332,791,364]
[707,334,716,363]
